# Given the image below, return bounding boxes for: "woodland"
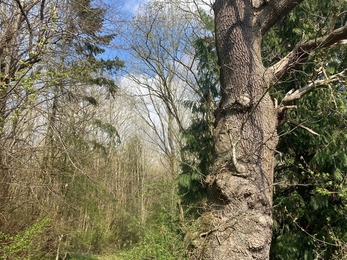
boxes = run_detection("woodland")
[0,0,347,259]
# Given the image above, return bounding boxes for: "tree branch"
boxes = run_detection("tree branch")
[276,69,346,126]
[14,0,32,35]
[268,24,347,83]
[280,69,346,105]
[287,119,320,136]
[259,0,304,35]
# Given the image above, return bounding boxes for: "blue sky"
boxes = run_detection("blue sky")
[99,0,146,64]
[122,0,143,14]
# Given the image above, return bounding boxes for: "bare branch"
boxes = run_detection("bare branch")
[280,69,346,106]
[276,69,346,127]
[14,0,32,35]
[40,0,45,21]
[268,24,347,83]
[287,119,320,136]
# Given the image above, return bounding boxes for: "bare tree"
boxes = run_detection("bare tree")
[0,0,58,237]
[0,0,56,129]
[124,0,215,177]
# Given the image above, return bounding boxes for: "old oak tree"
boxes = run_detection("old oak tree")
[191,0,347,259]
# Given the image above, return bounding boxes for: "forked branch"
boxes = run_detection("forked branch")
[276,69,346,128]
[268,24,347,83]
[280,69,346,106]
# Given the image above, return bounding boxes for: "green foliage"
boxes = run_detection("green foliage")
[118,179,188,260]
[179,10,219,208]
[199,10,214,33]
[4,1,347,259]
[264,1,347,259]
[263,0,347,67]
[69,0,106,37]
[0,218,51,260]
[92,119,121,154]
[49,0,124,99]
[117,221,187,260]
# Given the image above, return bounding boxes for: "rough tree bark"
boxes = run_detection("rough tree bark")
[191,0,347,259]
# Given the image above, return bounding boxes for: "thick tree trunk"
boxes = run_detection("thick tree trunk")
[188,0,347,258]
[191,1,278,259]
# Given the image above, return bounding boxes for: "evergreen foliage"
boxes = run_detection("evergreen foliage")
[261,1,347,258]
[179,10,219,208]
[52,0,124,98]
